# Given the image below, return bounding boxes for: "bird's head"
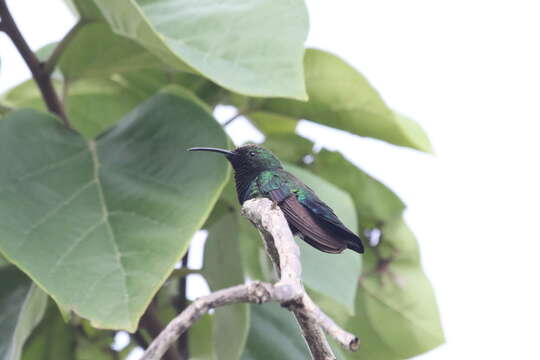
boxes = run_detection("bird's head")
[188,144,283,175]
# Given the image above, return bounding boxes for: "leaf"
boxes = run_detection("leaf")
[59,22,165,81]
[0,254,9,268]
[67,79,149,138]
[347,220,445,359]
[22,305,75,360]
[241,303,309,360]
[203,214,250,360]
[237,216,270,282]
[189,314,214,360]
[0,92,229,331]
[248,111,298,135]
[307,149,405,229]
[263,134,313,165]
[261,49,433,152]
[2,78,148,139]
[0,267,48,360]
[64,0,103,20]
[91,0,308,99]
[284,164,361,314]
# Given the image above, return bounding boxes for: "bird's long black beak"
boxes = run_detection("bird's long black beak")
[188,147,235,156]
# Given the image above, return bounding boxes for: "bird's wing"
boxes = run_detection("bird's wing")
[274,192,347,254]
[271,170,364,253]
[300,193,364,253]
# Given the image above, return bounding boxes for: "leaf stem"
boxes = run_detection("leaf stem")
[44,20,87,76]
[176,251,190,360]
[223,109,250,127]
[0,0,70,126]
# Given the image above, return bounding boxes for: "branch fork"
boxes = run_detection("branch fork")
[141,198,359,360]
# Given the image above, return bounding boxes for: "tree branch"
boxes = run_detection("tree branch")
[140,303,181,360]
[0,0,69,126]
[140,199,358,360]
[241,199,358,358]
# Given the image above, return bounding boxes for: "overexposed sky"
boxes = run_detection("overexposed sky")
[2,1,540,359]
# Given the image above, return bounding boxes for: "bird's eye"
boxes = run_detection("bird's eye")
[249,151,256,157]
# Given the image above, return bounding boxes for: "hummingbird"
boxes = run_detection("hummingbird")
[189,144,364,254]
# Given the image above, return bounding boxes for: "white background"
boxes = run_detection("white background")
[2,1,540,359]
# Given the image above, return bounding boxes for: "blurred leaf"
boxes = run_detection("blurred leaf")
[0,254,9,268]
[284,164,361,314]
[2,78,147,139]
[261,49,433,152]
[307,149,405,229]
[347,221,444,359]
[189,314,214,360]
[1,80,53,112]
[92,0,308,99]
[64,0,103,20]
[0,93,229,331]
[117,70,224,107]
[238,216,270,282]
[263,134,313,165]
[241,303,309,360]
[0,267,48,360]
[248,111,298,134]
[59,22,165,81]
[66,78,148,138]
[75,336,115,360]
[204,214,250,360]
[22,305,75,360]
[153,279,178,326]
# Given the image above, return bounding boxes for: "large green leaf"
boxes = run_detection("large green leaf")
[241,303,309,360]
[307,149,405,229]
[204,214,250,360]
[0,93,229,331]
[89,0,308,99]
[261,49,433,152]
[347,220,444,359]
[0,267,48,360]
[2,78,147,139]
[59,22,165,81]
[284,164,361,314]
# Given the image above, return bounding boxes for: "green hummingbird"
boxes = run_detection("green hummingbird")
[188,144,364,254]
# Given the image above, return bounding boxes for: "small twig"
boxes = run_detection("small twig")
[44,20,87,75]
[0,0,69,126]
[222,111,246,127]
[140,199,359,360]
